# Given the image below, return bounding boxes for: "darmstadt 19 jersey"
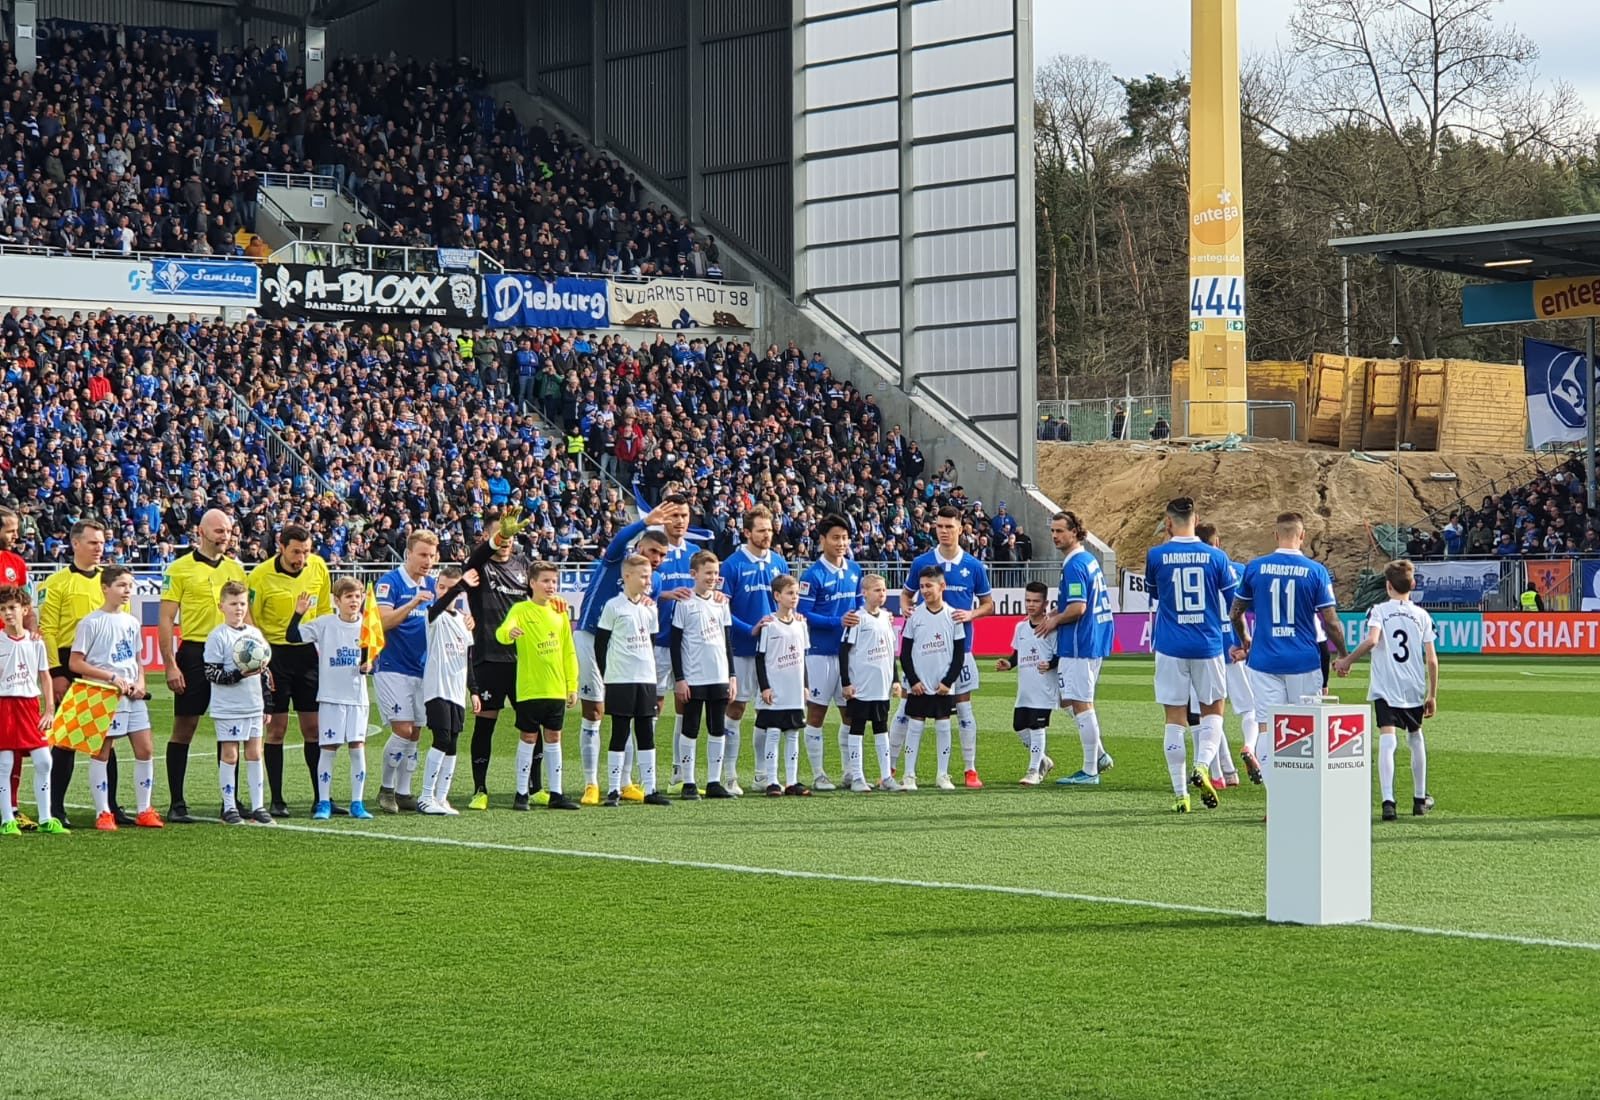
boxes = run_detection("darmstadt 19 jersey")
[1145,536,1236,659]
[798,556,862,654]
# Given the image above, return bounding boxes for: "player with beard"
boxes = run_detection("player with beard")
[460,507,536,809]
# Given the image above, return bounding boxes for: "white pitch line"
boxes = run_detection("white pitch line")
[234,819,1600,954]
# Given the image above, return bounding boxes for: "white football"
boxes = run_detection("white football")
[233,634,272,675]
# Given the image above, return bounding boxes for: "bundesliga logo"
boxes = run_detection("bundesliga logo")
[1273,713,1315,758]
[1327,714,1366,758]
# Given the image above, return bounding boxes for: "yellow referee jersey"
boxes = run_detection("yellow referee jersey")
[248,553,332,645]
[161,550,248,644]
[38,566,108,666]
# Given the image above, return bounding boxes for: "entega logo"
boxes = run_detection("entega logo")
[1191,185,1243,246]
[1272,713,1315,758]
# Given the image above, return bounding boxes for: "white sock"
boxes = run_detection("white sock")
[30,748,51,820]
[607,750,625,793]
[803,724,825,777]
[723,726,740,783]
[956,701,977,771]
[761,728,779,784]
[246,758,264,812]
[399,742,420,796]
[0,751,12,822]
[1217,731,1236,776]
[423,748,446,802]
[782,729,800,786]
[90,758,110,814]
[1379,731,1397,802]
[580,719,601,785]
[545,742,563,795]
[935,719,952,776]
[845,735,863,782]
[1027,729,1046,772]
[318,747,338,801]
[1197,714,1224,772]
[903,719,924,777]
[1189,725,1202,768]
[220,760,238,812]
[1075,710,1100,775]
[134,757,154,812]
[889,700,909,761]
[670,715,684,780]
[624,737,637,785]
[873,732,892,780]
[515,740,536,795]
[639,743,657,794]
[1409,731,1427,798]
[837,725,850,777]
[350,744,368,803]
[706,735,725,784]
[442,754,459,801]
[678,735,695,786]
[381,733,405,788]
[1163,724,1188,796]
[1240,713,1259,756]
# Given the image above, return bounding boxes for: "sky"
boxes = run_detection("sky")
[1037,0,1600,117]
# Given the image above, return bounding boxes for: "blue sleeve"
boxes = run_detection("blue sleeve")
[603,520,647,565]
[1060,557,1088,606]
[723,564,757,638]
[1235,561,1255,605]
[1215,550,1236,599]
[374,569,401,609]
[972,558,992,599]
[1314,563,1337,608]
[800,569,845,633]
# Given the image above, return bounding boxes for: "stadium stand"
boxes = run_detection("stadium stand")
[1413,456,1598,560]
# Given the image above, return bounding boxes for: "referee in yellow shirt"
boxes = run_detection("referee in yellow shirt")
[248,523,333,816]
[38,519,127,827]
[159,509,248,823]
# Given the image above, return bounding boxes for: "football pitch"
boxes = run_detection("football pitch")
[7,657,1599,1099]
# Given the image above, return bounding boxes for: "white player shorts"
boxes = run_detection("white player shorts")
[319,702,371,745]
[1246,668,1324,709]
[805,654,845,708]
[953,652,980,695]
[1225,660,1257,715]
[654,645,674,698]
[107,699,150,737]
[1154,653,1227,707]
[213,714,263,743]
[373,672,426,728]
[1057,657,1102,704]
[732,655,759,704]
[574,630,604,703]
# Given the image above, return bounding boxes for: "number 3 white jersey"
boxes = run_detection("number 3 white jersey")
[1364,599,1435,708]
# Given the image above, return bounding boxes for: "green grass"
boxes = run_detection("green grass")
[7,658,1599,1098]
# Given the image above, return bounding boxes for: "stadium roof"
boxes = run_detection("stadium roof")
[1328,212,1600,282]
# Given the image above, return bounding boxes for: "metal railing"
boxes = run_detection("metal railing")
[267,240,503,274]
[225,391,343,501]
[0,241,224,264]
[259,171,339,192]
[1035,395,1173,443]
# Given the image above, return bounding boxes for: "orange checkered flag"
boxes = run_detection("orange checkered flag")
[49,680,121,756]
[361,582,386,665]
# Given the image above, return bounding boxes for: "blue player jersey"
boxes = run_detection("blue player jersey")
[1057,547,1114,659]
[1145,537,1235,660]
[904,548,991,647]
[373,566,437,677]
[1236,549,1336,675]
[652,539,698,646]
[576,519,648,634]
[797,556,863,655]
[721,545,790,657]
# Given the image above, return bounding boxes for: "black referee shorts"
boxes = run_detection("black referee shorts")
[474,660,517,712]
[173,640,211,717]
[265,643,319,715]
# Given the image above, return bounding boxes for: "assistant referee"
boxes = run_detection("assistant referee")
[248,524,332,816]
[160,508,248,823]
[461,507,535,809]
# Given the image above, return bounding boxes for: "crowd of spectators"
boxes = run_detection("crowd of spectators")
[3,22,719,277]
[0,305,1033,570]
[1413,456,1598,560]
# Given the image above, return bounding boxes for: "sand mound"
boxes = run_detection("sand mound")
[1036,441,1538,591]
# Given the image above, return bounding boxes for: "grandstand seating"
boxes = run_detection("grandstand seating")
[1415,456,1597,560]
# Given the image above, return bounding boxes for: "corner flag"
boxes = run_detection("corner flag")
[48,680,121,755]
[361,582,386,665]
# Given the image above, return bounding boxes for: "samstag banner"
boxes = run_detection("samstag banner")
[607,278,757,329]
[258,264,481,324]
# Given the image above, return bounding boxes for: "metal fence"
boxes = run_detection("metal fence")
[1036,395,1173,443]
[267,240,502,274]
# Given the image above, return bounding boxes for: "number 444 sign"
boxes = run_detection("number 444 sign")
[1189,275,1245,320]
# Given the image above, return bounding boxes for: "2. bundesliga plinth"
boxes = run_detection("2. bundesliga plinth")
[1264,701,1373,925]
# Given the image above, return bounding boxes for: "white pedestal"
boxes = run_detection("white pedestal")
[1265,702,1372,925]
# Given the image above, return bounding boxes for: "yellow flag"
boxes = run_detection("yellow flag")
[48,680,121,755]
[360,582,386,664]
